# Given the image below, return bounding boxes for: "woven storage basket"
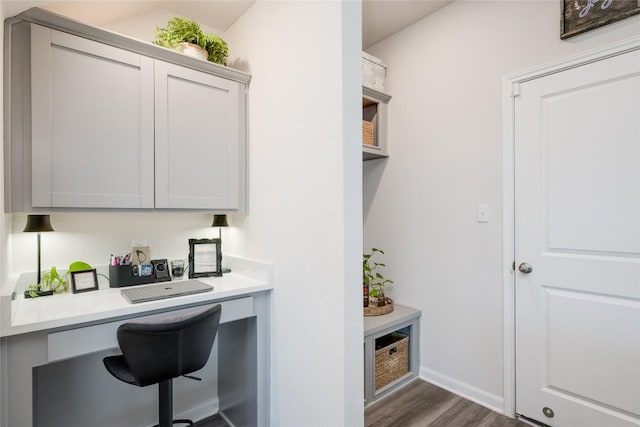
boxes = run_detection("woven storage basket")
[362,120,374,146]
[374,332,409,390]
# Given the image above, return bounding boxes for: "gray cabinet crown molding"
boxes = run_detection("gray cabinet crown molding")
[6,7,251,85]
[363,86,391,103]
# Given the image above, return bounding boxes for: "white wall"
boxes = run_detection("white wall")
[225,1,363,425]
[102,9,225,45]
[0,1,7,284]
[1,1,363,426]
[0,3,5,424]
[364,0,640,412]
[10,212,222,274]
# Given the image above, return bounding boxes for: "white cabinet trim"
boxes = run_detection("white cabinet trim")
[30,24,51,207]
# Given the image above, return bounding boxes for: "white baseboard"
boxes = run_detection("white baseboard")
[420,367,505,415]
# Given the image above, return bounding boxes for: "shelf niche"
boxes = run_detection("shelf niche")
[362,86,391,161]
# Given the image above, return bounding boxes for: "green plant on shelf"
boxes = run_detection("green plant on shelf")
[363,247,394,307]
[154,17,229,65]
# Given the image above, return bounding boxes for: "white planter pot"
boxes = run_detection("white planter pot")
[177,42,208,61]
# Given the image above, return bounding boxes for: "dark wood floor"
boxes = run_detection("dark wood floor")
[194,379,529,427]
[366,379,529,427]
[193,413,229,427]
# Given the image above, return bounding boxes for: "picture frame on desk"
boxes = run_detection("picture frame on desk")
[70,269,99,293]
[188,238,222,278]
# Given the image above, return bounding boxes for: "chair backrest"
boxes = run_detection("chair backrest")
[117,304,222,387]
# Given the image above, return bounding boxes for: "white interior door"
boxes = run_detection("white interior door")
[514,48,640,426]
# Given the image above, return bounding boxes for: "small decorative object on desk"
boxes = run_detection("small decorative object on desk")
[70,269,99,293]
[188,238,222,278]
[131,246,150,266]
[363,247,394,316]
[25,266,69,298]
[171,259,185,279]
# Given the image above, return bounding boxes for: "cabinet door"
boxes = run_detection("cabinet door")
[154,61,242,209]
[31,24,154,208]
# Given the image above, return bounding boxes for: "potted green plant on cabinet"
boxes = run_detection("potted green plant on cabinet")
[154,17,229,65]
[363,248,394,316]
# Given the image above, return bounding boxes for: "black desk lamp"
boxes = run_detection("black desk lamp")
[211,214,228,239]
[211,214,229,273]
[23,214,54,284]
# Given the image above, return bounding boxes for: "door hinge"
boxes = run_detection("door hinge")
[511,82,521,98]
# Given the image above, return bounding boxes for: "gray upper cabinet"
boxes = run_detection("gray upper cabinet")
[30,25,155,208]
[155,62,242,209]
[4,8,250,212]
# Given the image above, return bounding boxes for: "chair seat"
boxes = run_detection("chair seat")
[103,355,137,385]
[103,304,221,427]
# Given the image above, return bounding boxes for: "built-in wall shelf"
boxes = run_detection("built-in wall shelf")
[363,304,421,405]
[362,86,391,161]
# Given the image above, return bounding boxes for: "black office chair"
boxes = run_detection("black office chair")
[103,304,222,427]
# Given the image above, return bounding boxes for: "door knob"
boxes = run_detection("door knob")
[518,263,533,274]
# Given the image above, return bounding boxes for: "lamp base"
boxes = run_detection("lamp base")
[24,289,54,299]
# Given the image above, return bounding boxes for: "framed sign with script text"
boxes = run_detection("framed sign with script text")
[561,0,640,39]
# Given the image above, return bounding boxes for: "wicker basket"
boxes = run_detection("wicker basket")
[362,120,374,146]
[375,332,409,390]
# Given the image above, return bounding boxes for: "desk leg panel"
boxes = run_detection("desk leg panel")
[218,291,269,427]
[218,317,257,427]
[2,333,48,427]
[253,291,269,427]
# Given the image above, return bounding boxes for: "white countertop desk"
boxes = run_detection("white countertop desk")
[0,264,272,427]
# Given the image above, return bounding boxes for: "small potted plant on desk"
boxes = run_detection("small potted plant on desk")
[25,266,68,298]
[363,248,394,316]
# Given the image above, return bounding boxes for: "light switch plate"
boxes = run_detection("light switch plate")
[477,204,489,223]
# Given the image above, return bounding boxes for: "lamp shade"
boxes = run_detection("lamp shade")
[211,214,228,228]
[23,214,54,232]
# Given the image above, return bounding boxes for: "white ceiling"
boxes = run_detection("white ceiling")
[4,0,452,49]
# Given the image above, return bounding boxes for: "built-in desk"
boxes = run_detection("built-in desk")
[0,259,271,427]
